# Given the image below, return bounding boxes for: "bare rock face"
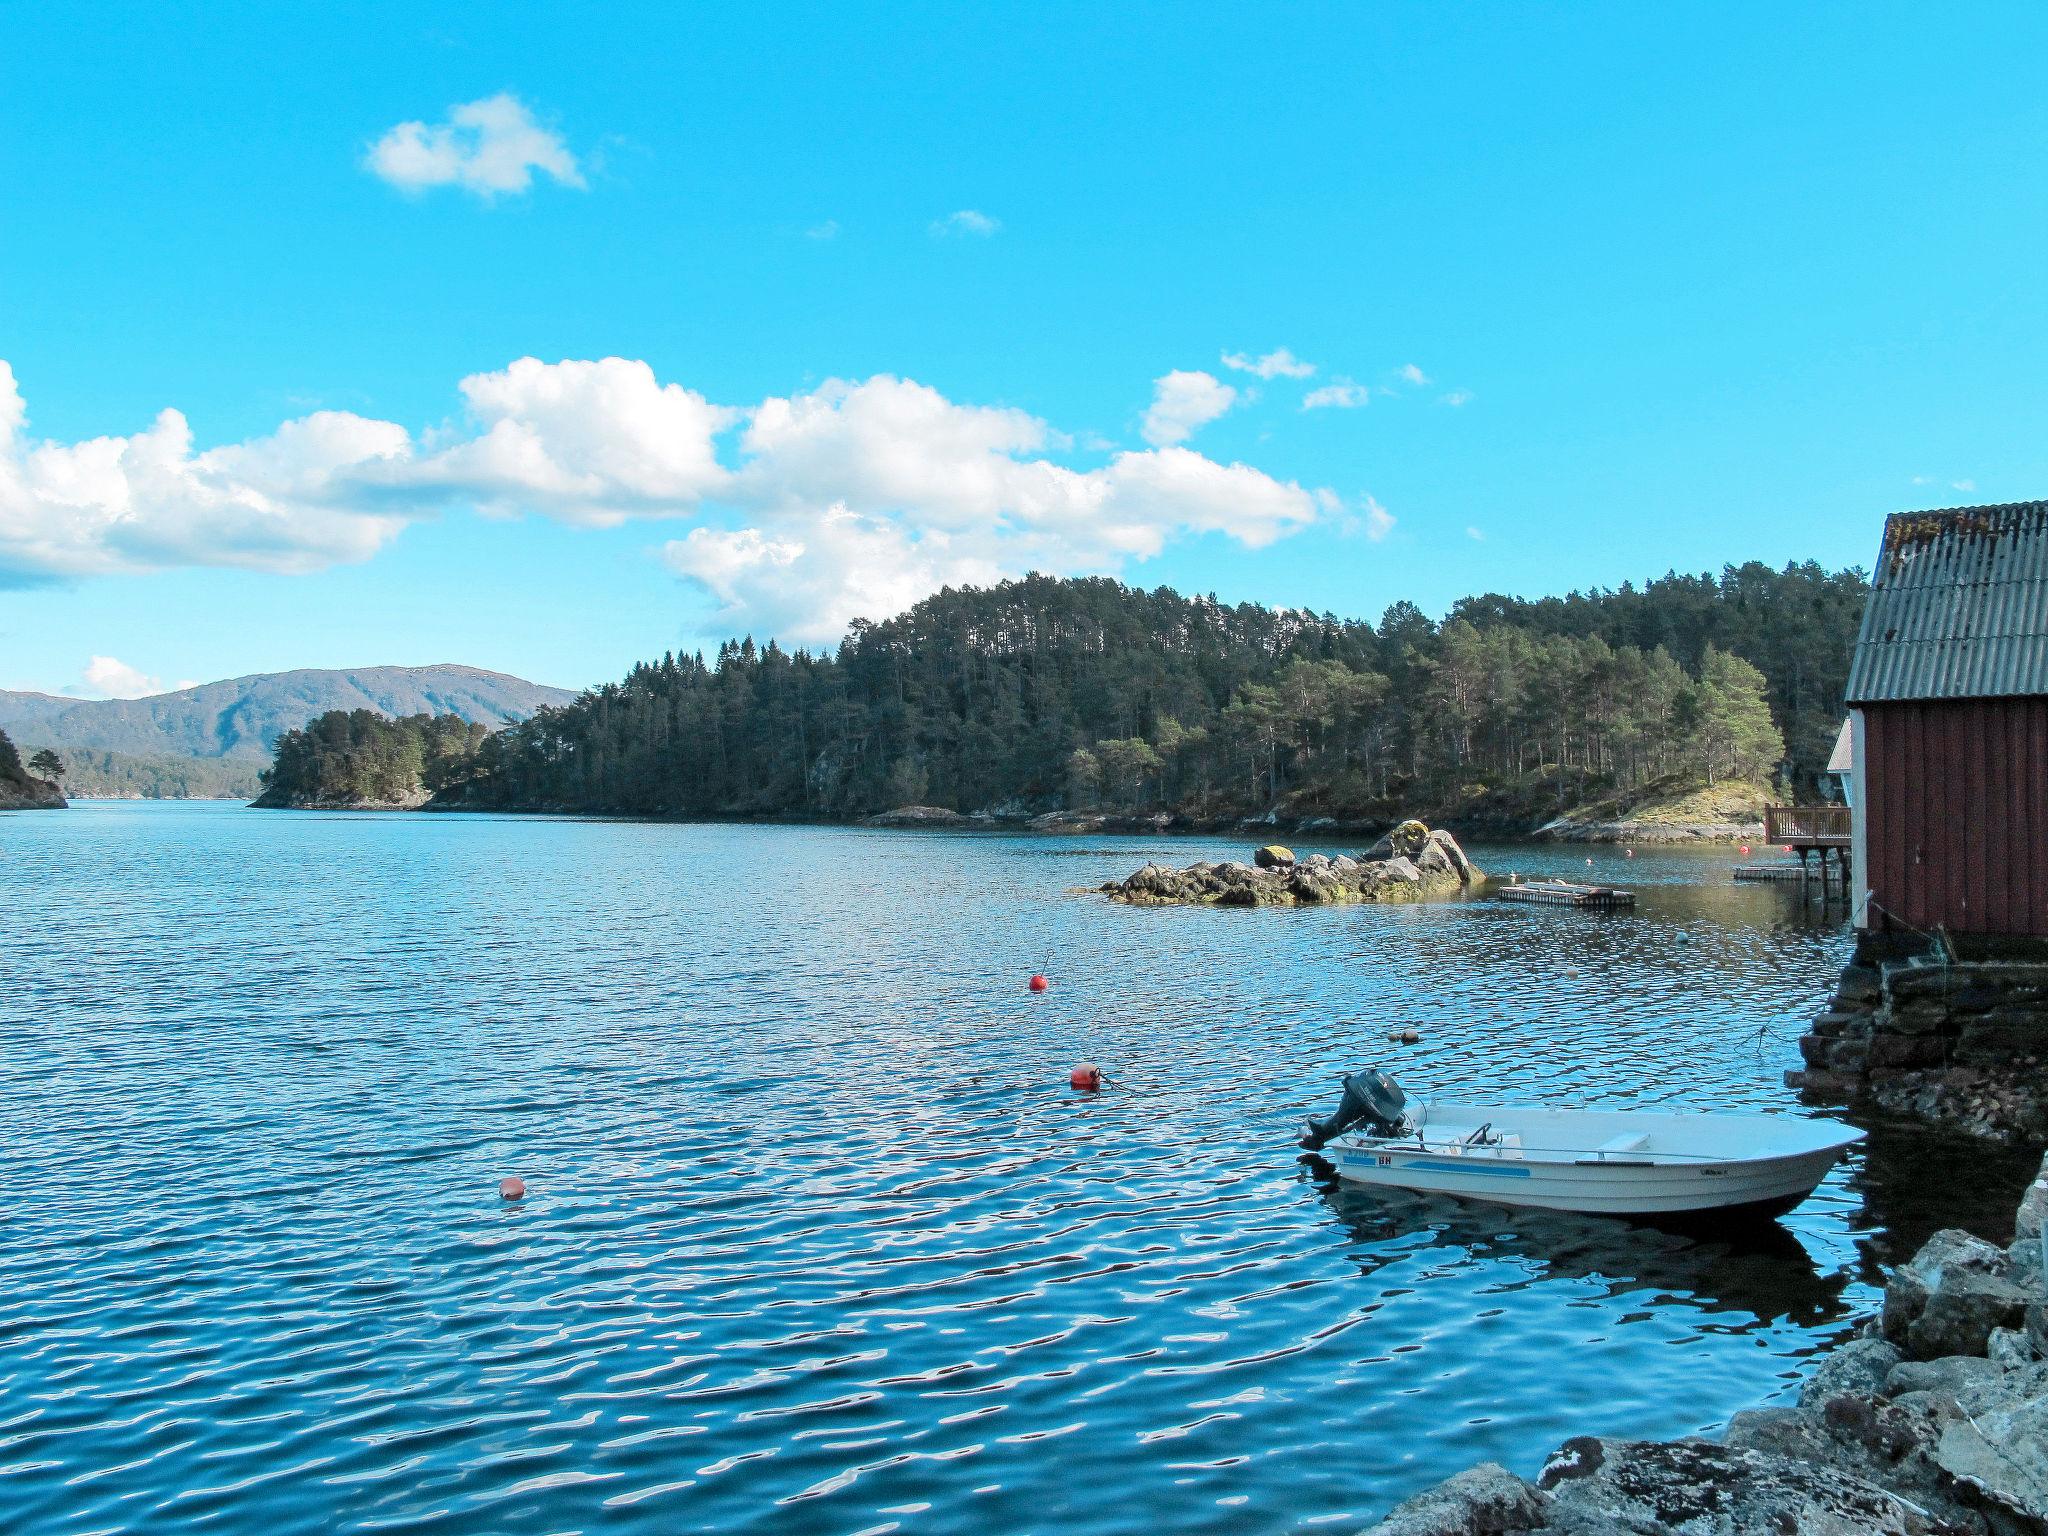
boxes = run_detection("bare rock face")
[1102,822,1484,907]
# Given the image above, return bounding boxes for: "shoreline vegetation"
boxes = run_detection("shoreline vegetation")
[0,727,64,810]
[256,564,1860,831]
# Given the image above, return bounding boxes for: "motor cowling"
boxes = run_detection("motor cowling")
[1300,1069,1408,1151]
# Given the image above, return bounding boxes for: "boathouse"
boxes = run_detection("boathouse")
[1844,501,2048,944]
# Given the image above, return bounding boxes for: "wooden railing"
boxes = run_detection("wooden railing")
[1765,804,1852,847]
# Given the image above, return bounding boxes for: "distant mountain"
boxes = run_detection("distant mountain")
[0,665,578,762]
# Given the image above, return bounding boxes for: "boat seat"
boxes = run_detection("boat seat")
[1595,1132,1651,1156]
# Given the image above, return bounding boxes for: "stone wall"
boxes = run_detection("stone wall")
[1789,934,2048,1142]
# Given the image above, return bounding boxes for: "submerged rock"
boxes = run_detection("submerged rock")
[1101,821,1484,907]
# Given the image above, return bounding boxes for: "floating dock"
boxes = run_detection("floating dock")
[1498,880,1636,909]
[1734,863,1812,883]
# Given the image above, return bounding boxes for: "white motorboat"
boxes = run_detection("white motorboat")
[1301,1070,1862,1219]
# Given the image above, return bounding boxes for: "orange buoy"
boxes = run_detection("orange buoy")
[1028,974,1049,993]
[1069,1063,1102,1091]
[499,1176,526,1200]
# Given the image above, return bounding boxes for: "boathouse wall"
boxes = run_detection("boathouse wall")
[1861,697,2048,940]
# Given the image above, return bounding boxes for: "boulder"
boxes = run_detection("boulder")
[1417,841,1456,877]
[1536,1435,1954,1535]
[1253,844,1295,869]
[1381,855,1423,884]
[1426,828,1477,882]
[1799,1337,1902,1408]
[2015,1153,2048,1246]
[1365,818,1431,861]
[1882,1229,2033,1359]
[1359,1461,1549,1536]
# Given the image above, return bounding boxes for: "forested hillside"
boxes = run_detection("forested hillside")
[423,562,1857,824]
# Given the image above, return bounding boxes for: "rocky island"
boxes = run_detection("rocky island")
[1102,819,1484,906]
[1364,1151,2048,1534]
[0,727,64,810]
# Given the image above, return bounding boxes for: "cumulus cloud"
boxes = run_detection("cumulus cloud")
[79,656,189,699]
[1140,370,1236,447]
[1302,380,1369,411]
[1221,347,1315,380]
[366,93,583,198]
[929,209,999,237]
[0,357,1330,643]
[1440,389,1473,407]
[1361,497,1395,541]
[1396,363,1430,387]
[0,361,414,578]
[805,219,840,240]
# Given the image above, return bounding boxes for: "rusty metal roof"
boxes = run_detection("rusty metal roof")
[1844,501,2048,703]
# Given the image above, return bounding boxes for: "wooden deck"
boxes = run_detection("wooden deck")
[1764,804,1852,850]
[1499,880,1637,909]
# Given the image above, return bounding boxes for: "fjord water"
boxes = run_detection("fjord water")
[2,805,2035,1534]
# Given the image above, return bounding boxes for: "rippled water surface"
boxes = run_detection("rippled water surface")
[2,803,2037,1534]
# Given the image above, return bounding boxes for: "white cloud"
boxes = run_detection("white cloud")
[805,219,840,240]
[1302,380,1369,411]
[407,357,733,525]
[0,360,414,577]
[79,656,193,699]
[1466,526,1485,541]
[1221,347,1316,380]
[1397,363,1431,387]
[1440,389,1473,407]
[1361,496,1395,541]
[0,357,1330,643]
[929,209,999,238]
[1140,370,1236,446]
[366,94,583,198]
[1952,479,1977,492]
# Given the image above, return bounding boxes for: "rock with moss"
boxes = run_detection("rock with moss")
[1102,822,1483,906]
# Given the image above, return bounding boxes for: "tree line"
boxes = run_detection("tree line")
[258,710,490,805]
[372,561,1857,822]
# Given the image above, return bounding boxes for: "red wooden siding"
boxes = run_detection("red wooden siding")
[1864,698,2048,938]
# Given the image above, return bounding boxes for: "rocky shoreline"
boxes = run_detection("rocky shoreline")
[1363,1151,2048,1534]
[1102,820,1485,906]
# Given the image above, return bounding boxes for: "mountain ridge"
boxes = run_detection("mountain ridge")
[0,664,578,763]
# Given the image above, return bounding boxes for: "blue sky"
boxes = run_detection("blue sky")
[3,4,2045,697]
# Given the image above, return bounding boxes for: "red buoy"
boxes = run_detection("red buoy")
[1070,1063,1102,1091]
[499,1176,526,1201]
[1739,845,1751,855]
[1028,974,1049,992]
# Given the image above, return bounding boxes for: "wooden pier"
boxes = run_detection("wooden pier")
[1757,805,1853,897]
[1498,880,1636,909]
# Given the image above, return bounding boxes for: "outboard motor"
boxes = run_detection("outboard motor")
[1300,1069,1408,1151]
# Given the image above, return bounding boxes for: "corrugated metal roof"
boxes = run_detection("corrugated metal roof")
[1844,501,2048,703]
[1826,717,1853,774]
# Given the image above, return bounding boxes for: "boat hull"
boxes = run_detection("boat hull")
[1326,1142,1847,1217]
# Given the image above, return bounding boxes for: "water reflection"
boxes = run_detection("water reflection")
[1307,1165,1852,1332]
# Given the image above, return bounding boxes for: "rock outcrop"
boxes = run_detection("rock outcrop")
[862,805,980,828]
[1103,823,1483,907]
[1359,1150,2048,1535]
[0,727,64,810]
